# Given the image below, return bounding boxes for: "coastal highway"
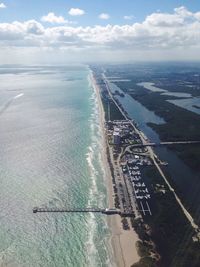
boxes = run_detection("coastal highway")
[102,73,200,238]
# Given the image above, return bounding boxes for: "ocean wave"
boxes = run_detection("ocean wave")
[0,93,24,116]
[13,93,24,99]
[84,76,114,266]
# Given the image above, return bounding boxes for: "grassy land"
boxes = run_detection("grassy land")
[102,96,125,121]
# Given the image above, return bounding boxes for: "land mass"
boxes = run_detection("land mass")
[90,63,200,267]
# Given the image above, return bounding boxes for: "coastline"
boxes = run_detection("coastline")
[90,72,140,267]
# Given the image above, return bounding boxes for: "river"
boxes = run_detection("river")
[109,82,200,225]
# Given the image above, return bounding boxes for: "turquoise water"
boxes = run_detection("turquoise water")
[0,66,113,267]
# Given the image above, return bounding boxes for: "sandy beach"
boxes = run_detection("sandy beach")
[90,72,140,267]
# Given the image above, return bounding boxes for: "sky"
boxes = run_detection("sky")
[0,0,200,64]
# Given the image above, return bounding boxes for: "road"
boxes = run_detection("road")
[102,73,200,238]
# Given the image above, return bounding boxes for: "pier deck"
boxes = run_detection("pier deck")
[33,207,134,217]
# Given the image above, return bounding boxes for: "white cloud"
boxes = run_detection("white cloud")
[174,6,193,17]
[99,13,110,20]
[41,12,76,25]
[0,3,6,8]
[124,15,134,20]
[41,12,66,24]
[68,8,85,16]
[194,12,200,20]
[1,6,200,62]
[25,20,44,35]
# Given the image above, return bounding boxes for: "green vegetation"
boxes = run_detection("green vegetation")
[137,241,153,258]
[142,166,200,267]
[115,81,200,171]
[130,166,200,267]
[92,66,200,267]
[133,91,200,171]
[170,144,200,171]
[153,82,200,97]
[131,218,150,242]
[130,221,157,267]
[90,67,125,121]
[126,85,200,140]
[131,257,156,267]
[102,97,125,121]
[102,65,200,267]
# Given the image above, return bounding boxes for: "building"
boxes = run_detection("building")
[113,126,121,145]
[113,132,121,145]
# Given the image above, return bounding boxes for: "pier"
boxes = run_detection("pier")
[33,207,134,217]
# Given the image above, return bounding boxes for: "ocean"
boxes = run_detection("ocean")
[0,65,113,267]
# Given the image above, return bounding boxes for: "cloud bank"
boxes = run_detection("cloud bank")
[0,6,200,62]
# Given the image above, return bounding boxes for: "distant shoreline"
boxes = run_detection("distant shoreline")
[90,71,140,267]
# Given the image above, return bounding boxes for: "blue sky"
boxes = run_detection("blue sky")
[0,0,200,63]
[1,0,199,25]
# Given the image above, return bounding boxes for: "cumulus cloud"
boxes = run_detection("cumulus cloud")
[41,12,66,24]
[99,13,110,20]
[41,12,75,25]
[174,6,193,17]
[68,8,85,16]
[25,20,44,35]
[0,6,200,61]
[0,2,6,8]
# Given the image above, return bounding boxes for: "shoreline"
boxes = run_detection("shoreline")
[90,72,140,267]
